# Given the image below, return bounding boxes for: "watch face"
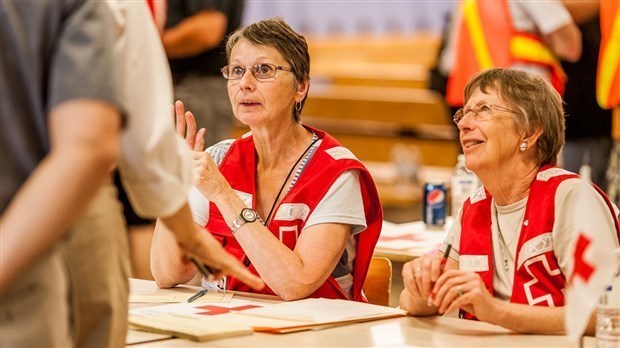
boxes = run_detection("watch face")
[241,208,257,222]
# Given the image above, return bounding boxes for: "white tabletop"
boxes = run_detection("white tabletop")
[127,279,593,347]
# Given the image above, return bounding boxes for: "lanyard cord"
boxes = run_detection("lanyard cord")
[262,136,319,226]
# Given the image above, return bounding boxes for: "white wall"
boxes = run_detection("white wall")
[242,0,456,36]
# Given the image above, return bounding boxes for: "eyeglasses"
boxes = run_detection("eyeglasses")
[221,63,292,80]
[453,103,519,125]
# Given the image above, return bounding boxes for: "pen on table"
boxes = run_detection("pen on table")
[427,243,452,306]
[187,289,207,303]
[187,257,219,303]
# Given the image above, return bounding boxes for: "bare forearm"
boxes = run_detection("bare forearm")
[163,10,227,59]
[150,214,197,288]
[1,148,115,293]
[547,23,582,63]
[213,189,342,300]
[487,301,594,335]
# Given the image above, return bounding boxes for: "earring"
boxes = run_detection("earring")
[519,142,527,152]
[295,101,302,112]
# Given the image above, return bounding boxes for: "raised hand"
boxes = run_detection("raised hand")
[175,100,205,151]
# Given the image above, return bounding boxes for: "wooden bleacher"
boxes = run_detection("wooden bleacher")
[308,33,440,89]
[231,33,459,168]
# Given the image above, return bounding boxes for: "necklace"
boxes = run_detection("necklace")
[262,135,319,226]
[495,207,513,272]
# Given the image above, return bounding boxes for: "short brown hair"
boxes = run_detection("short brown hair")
[464,68,565,166]
[226,17,310,123]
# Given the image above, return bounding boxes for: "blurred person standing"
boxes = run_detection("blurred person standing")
[0,1,261,346]
[164,0,244,146]
[561,1,613,192]
[597,0,620,206]
[444,0,582,109]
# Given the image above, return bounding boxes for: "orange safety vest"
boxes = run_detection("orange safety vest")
[446,0,566,107]
[597,0,620,109]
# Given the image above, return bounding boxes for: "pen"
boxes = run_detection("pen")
[187,257,219,303]
[189,256,217,281]
[427,243,452,306]
[187,289,207,303]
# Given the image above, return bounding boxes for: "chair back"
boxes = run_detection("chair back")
[362,257,392,306]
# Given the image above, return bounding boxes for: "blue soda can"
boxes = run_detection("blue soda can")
[423,182,446,228]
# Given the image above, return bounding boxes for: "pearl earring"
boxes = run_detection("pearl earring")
[519,142,527,152]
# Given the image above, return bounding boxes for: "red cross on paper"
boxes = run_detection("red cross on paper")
[569,232,595,284]
[196,304,262,316]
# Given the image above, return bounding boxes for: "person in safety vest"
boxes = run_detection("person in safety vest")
[400,68,620,334]
[151,18,383,302]
[443,0,582,108]
[597,0,620,207]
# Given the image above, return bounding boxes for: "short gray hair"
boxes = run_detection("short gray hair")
[226,17,310,123]
[464,68,565,166]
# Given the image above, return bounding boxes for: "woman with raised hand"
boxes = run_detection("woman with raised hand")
[151,17,382,301]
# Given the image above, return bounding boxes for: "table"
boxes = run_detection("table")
[127,279,593,347]
[374,219,451,306]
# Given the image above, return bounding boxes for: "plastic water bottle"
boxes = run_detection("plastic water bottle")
[450,154,479,217]
[596,248,620,347]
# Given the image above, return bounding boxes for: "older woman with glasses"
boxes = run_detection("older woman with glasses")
[400,68,620,334]
[151,17,382,301]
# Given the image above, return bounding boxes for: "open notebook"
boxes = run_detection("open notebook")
[129,297,406,341]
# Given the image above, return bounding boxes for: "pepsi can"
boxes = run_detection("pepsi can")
[423,182,446,228]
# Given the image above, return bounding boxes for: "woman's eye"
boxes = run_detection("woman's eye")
[480,104,491,112]
[232,66,244,75]
[259,65,271,74]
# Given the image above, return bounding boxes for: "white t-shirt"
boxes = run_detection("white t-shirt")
[188,138,368,296]
[444,178,619,300]
[108,0,193,218]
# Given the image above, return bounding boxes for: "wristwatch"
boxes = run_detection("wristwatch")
[230,208,259,234]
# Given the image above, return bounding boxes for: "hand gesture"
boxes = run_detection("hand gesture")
[431,269,499,320]
[175,100,205,151]
[179,225,264,291]
[402,251,447,301]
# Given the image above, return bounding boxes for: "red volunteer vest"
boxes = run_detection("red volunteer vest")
[447,0,566,107]
[459,165,620,320]
[205,126,383,301]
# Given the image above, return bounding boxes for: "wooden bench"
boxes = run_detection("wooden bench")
[305,84,449,126]
[307,33,440,89]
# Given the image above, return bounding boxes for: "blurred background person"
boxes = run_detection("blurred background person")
[1,1,261,346]
[400,68,620,334]
[561,0,613,192]
[151,18,383,301]
[596,0,620,207]
[164,0,244,146]
[443,0,582,109]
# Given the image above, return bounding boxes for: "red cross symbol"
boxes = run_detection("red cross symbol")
[196,304,262,316]
[569,232,595,284]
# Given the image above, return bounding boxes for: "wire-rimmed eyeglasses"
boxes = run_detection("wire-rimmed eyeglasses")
[453,103,519,125]
[221,63,292,80]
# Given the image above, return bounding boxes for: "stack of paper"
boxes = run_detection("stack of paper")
[129,314,253,342]
[129,297,406,340]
